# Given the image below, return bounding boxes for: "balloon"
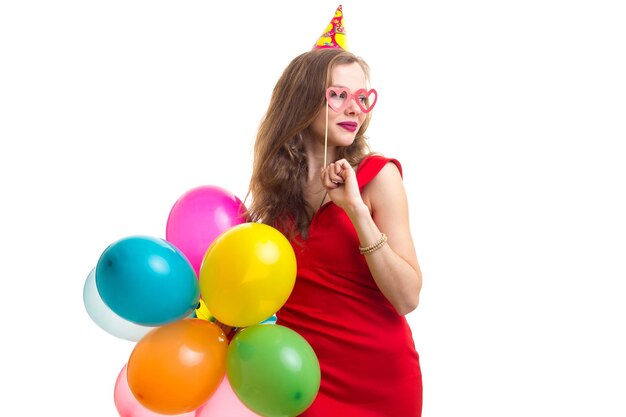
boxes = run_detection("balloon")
[194,299,215,322]
[114,364,195,417]
[127,318,228,415]
[199,223,296,327]
[195,375,262,417]
[96,235,199,326]
[166,185,248,275]
[83,267,156,342]
[227,325,320,417]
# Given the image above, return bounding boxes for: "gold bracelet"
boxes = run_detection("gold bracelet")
[359,233,388,255]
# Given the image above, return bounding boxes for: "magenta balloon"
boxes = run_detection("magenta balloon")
[194,376,261,417]
[114,364,196,417]
[166,186,247,275]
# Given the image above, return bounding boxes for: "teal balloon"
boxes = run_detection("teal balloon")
[95,235,199,326]
[227,324,320,417]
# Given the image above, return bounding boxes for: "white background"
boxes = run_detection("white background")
[1,1,625,416]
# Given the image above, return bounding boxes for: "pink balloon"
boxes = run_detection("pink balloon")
[195,376,261,417]
[114,364,196,417]
[166,185,247,275]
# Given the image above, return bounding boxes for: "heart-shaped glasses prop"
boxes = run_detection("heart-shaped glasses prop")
[325,87,378,114]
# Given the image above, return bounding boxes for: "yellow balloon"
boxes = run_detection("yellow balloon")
[195,299,215,322]
[199,223,296,327]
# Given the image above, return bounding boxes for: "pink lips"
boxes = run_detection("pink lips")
[337,121,358,132]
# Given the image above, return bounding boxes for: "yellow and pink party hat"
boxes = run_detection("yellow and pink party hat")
[313,5,348,51]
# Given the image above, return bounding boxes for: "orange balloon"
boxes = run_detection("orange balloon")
[127,318,228,415]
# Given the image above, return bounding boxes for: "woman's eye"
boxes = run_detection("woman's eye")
[328,91,338,98]
[359,95,367,104]
[339,92,348,99]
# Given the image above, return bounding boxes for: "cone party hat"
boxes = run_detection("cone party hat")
[313,5,348,50]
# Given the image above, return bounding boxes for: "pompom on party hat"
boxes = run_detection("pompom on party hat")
[313,5,348,51]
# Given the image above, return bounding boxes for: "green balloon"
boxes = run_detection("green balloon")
[227,324,321,417]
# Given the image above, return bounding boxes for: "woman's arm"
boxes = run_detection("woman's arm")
[322,159,422,315]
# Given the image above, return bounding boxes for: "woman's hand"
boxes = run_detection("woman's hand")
[320,158,365,212]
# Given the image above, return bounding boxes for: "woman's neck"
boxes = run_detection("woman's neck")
[303,137,336,179]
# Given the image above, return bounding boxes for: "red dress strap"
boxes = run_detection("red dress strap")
[356,154,403,190]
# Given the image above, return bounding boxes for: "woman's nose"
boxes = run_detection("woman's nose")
[344,97,361,115]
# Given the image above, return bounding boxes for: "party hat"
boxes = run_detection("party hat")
[313,5,348,50]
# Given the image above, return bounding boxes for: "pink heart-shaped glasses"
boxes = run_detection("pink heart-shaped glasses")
[325,87,378,114]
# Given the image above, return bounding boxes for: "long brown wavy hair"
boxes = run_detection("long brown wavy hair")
[247,48,373,239]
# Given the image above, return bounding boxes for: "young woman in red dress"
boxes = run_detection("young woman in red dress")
[247,6,423,416]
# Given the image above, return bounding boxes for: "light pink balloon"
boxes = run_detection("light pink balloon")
[166,185,247,275]
[114,364,196,417]
[194,376,261,417]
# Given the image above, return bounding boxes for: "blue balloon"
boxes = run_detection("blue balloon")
[95,235,199,326]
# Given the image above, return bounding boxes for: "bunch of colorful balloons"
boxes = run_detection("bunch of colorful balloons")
[83,185,321,417]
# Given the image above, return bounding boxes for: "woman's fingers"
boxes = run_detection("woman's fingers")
[321,163,344,187]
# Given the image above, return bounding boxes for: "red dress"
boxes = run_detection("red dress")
[277,155,423,417]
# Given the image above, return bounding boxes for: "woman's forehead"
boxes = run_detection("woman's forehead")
[330,62,367,86]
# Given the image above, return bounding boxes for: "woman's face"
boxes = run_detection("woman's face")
[308,62,369,149]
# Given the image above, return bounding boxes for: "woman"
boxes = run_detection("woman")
[247,47,423,416]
